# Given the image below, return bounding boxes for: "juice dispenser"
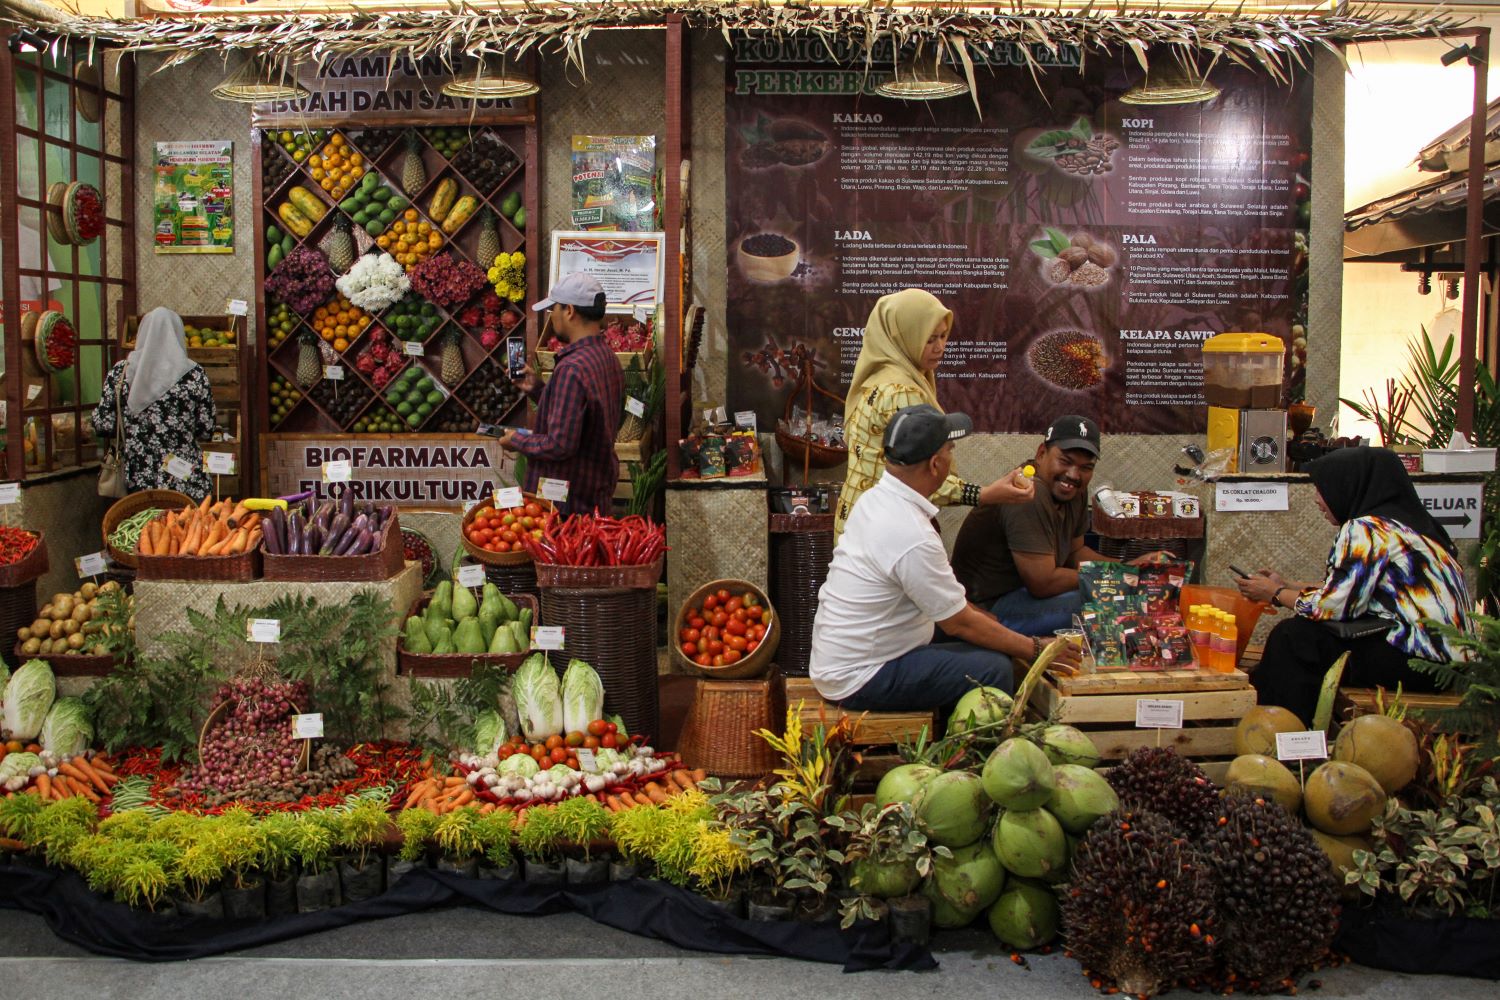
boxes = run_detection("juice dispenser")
[1203,333,1287,473]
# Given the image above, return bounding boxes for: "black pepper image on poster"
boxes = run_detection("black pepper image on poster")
[725,36,1312,434]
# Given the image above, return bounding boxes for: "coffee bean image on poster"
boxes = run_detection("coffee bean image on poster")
[724,38,1311,434]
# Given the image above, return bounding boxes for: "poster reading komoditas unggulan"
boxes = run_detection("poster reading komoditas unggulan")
[725,37,1311,434]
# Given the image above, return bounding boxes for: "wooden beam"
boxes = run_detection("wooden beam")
[663,13,685,480]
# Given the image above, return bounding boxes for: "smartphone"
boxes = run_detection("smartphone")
[1228,564,1251,579]
[474,423,527,439]
[506,337,527,380]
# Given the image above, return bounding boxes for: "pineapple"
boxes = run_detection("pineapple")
[439,328,466,386]
[322,214,356,273]
[475,208,501,271]
[401,132,427,197]
[295,329,322,388]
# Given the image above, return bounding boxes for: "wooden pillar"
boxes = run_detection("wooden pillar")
[663,14,690,480]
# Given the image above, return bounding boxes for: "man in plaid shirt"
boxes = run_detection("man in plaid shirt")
[500,273,624,515]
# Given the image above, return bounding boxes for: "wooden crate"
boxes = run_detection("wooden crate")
[1029,667,1256,777]
[1338,687,1462,720]
[785,677,936,784]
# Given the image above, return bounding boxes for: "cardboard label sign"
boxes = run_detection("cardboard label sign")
[247,618,282,643]
[162,454,194,481]
[539,478,570,503]
[576,748,599,773]
[625,396,646,418]
[1275,730,1329,761]
[1214,482,1290,512]
[292,713,324,739]
[322,460,353,483]
[26,384,42,402]
[75,552,108,577]
[227,299,249,316]
[0,482,20,505]
[493,486,525,510]
[204,451,236,476]
[531,625,565,650]
[323,365,345,381]
[456,563,486,589]
[1135,699,1185,729]
[734,409,758,432]
[403,340,425,357]
[462,497,481,514]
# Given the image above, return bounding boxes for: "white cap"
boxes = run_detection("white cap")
[532,272,607,312]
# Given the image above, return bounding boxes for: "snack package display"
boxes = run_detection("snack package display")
[779,405,845,450]
[698,433,727,479]
[725,429,762,477]
[1076,560,1197,671]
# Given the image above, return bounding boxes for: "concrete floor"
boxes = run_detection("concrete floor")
[2,906,1493,1000]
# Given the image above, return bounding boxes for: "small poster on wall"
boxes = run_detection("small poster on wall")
[152,140,234,254]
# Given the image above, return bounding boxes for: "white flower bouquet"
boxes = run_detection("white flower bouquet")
[336,252,410,313]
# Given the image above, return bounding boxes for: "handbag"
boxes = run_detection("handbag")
[97,377,126,498]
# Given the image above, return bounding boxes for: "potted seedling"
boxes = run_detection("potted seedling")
[173,823,231,919]
[257,812,301,916]
[605,802,669,882]
[433,806,484,878]
[472,807,518,880]
[291,810,341,912]
[722,790,834,921]
[392,808,438,881]
[335,799,393,901]
[832,801,946,943]
[688,820,750,917]
[555,797,612,884]
[516,805,566,884]
[105,841,175,913]
[217,809,270,919]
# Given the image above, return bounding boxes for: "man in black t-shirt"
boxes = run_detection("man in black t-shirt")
[950,416,1106,635]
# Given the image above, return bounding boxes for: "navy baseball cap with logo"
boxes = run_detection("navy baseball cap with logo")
[883,404,973,464]
[1044,414,1101,457]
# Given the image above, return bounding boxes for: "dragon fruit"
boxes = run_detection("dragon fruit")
[480,328,502,350]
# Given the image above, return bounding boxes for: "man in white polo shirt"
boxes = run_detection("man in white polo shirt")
[809,404,1080,712]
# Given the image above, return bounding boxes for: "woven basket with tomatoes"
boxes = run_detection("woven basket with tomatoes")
[672,579,780,680]
[461,494,553,566]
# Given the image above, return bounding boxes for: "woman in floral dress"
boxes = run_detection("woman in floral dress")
[93,307,216,500]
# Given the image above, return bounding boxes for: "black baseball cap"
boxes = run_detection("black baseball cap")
[1044,415,1101,457]
[884,404,972,465]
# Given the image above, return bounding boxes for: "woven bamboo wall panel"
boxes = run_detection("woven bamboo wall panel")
[665,486,768,673]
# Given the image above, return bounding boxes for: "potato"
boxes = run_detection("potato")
[37,638,52,654]
[51,592,70,607]
[66,632,85,651]
[82,621,102,635]
[15,626,28,641]
[99,580,120,594]
[30,618,48,635]
[21,637,40,655]
[60,619,79,636]
[40,604,54,619]
[54,596,75,617]
[80,582,98,600]
[71,604,91,624]
[48,620,65,640]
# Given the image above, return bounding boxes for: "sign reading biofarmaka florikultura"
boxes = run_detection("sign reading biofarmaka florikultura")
[262,438,513,506]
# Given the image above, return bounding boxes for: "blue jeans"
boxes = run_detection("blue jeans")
[989,587,1083,637]
[841,642,1014,713]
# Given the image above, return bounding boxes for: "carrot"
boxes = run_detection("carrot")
[226,527,251,555]
[180,520,203,556]
[60,759,108,796]
[227,502,251,528]
[617,792,643,808]
[423,797,441,814]
[138,523,156,556]
[199,493,212,514]
[443,775,467,787]
[34,773,51,799]
[69,778,100,803]
[669,769,696,792]
[89,756,116,775]
[605,795,623,812]
[246,528,263,553]
[690,769,708,784]
[450,788,474,807]
[403,779,435,809]
[644,784,669,806]
[479,802,496,814]
[53,775,76,799]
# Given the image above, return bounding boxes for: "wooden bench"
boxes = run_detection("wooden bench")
[1338,687,1463,720]
[784,677,937,783]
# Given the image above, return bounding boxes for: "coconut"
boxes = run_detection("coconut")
[993,807,1069,880]
[981,738,1057,810]
[923,840,1007,928]
[987,878,1060,949]
[1309,828,1371,899]
[1224,754,1303,815]
[1333,715,1420,794]
[1234,706,1304,756]
[1304,761,1387,836]
[875,763,940,808]
[851,858,921,900]
[1046,764,1119,834]
[1041,724,1101,769]
[913,770,994,848]
[947,685,1014,736]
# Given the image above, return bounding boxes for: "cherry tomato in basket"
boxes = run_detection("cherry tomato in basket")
[725,596,743,613]
[727,635,747,652]
[712,612,728,628]
[723,649,742,664]
[524,502,543,517]
[693,654,711,667]
[747,640,759,654]
[746,605,763,620]
[703,594,719,611]
[743,592,760,607]
[689,615,705,629]
[725,619,747,637]
[681,642,697,657]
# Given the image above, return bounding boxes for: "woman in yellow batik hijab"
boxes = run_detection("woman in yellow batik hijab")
[834,289,1031,538]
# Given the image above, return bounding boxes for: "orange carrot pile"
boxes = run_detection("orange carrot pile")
[1,754,120,801]
[398,767,708,816]
[605,768,707,811]
[138,497,262,557]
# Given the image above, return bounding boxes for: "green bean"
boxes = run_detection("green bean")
[108,508,164,552]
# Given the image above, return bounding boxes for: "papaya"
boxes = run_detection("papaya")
[277,202,313,238]
[452,580,478,620]
[453,618,486,655]
[509,620,528,652]
[478,608,500,648]
[517,606,532,636]
[441,196,480,235]
[404,615,433,654]
[428,178,459,224]
[490,622,520,654]
[286,185,327,223]
[431,580,454,620]
[432,626,456,655]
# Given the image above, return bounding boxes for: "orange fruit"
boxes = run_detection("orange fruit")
[333,337,349,352]
[404,208,419,222]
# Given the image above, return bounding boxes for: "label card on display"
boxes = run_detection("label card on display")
[323,365,345,381]
[26,385,42,403]
[1135,699,1185,729]
[462,497,481,514]
[456,564,486,589]
[403,340,425,357]
[227,299,249,317]
[625,396,646,418]
[204,452,236,476]
[322,460,352,483]
[734,410,758,432]
[539,478,570,503]
[494,486,525,510]
[0,483,20,505]
[75,552,108,577]
[292,714,324,739]
[1275,731,1329,761]
[162,454,194,481]
[576,748,599,773]
[531,626,565,650]
[1214,483,1290,512]
[247,618,282,643]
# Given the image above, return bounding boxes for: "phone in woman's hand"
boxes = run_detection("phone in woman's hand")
[1229,564,1251,579]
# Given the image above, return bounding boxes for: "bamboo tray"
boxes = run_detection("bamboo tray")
[12,643,118,677]
[396,593,538,677]
[102,489,193,570]
[262,514,405,583]
[136,547,262,582]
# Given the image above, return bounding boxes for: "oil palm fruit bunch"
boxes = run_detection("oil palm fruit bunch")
[1106,746,1221,839]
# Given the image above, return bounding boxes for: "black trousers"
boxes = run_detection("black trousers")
[1253,615,1438,724]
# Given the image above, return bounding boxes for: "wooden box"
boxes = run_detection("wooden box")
[785,676,937,784]
[1028,667,1256,785]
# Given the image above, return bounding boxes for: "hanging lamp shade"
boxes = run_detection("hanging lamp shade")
[211,56,309,103]
[441,56,539,100]
[874,49,969,101]
[1120,64,1220,106]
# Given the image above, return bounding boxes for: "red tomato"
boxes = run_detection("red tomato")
[587,720,607,737]
[502,513,518,525]
[703,594,720,611]
[725,597,743,613]
[583,735,601,750]
[712,655,725,667]
[743,592,760,607]
[722,649,742,664]
[681,642,697,656]
[511,541,524,552]
[694,653,712,667]
[725,618,747,637]
[716,588,731,602]
[746,606,763,620]
[600,732,619,749]
[726,635,747,652]
[706,639,724,656]
[604,722,618,734]
[549,746,569,764]
[702,626,719,641]
[746,640,759,653]
[498,745,514,759]
[524,502,543,517]
[486,542,503,553]
[689,616,705,629]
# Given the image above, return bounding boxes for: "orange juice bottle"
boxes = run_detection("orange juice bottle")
[1207,610,1230,671]
[1221,613,1239,672]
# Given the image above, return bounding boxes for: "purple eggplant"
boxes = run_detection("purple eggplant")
[344,528,375,555]
[304,525,322,555]
[340,488,354,522]
[320,513,352,555]
[287,511,304,555]
[264,507,285,555]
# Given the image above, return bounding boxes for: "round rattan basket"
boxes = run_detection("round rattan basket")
[671,578,780,680]
[460,493,553,566]
[198,699,310,774]
[102,489,195,569]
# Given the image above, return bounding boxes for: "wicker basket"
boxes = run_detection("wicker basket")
[14,643,118,676]
[670,578,780,680]
[396,593,538,677]
[102,490,194,569]
[769,514,835,677]
[199,698,310,773]
[674,672,785,778]
[774,429,848,471]
[460,493,553,567]
[136,547,262,582]
[534,556,663,590]
[484,562,540,605]
[263,515,406,582]
[539,586,659,741]
[1092,504,1205,540]
[0,530,49,589]
[0,582,38,670]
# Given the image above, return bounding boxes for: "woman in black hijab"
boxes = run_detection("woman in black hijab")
[1235,448,1473,723]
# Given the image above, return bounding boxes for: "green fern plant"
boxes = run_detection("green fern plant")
[269,590,403,743]
[1414,615,1500,759]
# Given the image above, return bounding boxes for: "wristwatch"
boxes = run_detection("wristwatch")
[1275,587,1293,609]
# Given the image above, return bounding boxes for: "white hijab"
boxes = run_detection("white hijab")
[126,308,197,415]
